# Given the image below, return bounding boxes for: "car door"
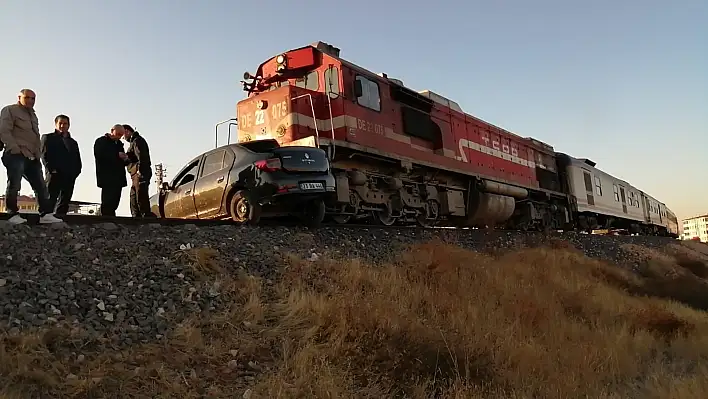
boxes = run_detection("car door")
[193,148,236,218]
[163,160,200,219]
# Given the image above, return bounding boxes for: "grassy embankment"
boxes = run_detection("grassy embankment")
[2,237,708,398]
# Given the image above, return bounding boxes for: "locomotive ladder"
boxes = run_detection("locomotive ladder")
[290,92,336,159]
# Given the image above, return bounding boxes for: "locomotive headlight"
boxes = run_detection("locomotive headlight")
[275,54,287,73]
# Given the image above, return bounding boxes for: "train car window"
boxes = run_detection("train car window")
[594,176,602,196]
[355,75,381,111]
[324,66,340,98]
[613,184,620,201]
[582,172,593,192]
[295,70,319,91]
[201,150,225,177]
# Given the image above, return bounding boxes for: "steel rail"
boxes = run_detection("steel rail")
[0,213,555,235]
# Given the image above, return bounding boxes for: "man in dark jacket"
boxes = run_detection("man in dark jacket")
[122,124,156,218]
[40,114,82,215]
[93,124,129,216]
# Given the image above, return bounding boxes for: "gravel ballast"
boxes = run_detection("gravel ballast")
[0,221,680,344]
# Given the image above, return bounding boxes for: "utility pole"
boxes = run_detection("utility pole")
[154,163,167,186]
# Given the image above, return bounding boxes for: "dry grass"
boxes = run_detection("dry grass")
[2,239,708,398]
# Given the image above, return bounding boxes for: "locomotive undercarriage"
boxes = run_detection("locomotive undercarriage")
[326,165,454,227]
[506,197,571,232]
[322,147,572,230]
[576,213,672,236]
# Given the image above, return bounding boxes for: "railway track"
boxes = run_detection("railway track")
[0,213,442,230]
[0,213,232,227]
[0,213,583,237]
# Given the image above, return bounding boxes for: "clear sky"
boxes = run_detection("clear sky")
[0,0,706,220]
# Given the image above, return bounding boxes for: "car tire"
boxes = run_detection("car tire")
[229,190,262,225]
[301,199,326,228]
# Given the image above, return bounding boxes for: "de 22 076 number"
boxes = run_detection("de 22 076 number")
[356,118,384,135]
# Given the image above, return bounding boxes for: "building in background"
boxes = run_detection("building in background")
[0,195,100,216]
[682,214,708,242]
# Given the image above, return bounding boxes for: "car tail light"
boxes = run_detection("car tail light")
[254,158,282,172]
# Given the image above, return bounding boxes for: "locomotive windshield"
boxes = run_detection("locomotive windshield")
[243,67,323,95]
[242,44,340,97]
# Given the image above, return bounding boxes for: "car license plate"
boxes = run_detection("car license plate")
[300,182,323,190]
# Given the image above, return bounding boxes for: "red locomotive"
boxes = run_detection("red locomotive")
[228,41,677,235]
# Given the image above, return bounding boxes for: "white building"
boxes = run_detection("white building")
[682,214,708,242]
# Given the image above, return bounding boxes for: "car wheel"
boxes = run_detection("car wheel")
[229,190,262,225]
[301,199,326,228]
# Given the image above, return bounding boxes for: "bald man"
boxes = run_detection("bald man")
[93,124,129,216]
[0,89,64,224]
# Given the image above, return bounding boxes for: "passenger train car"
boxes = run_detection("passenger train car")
[216,41,678,237]
[559,154,678,236]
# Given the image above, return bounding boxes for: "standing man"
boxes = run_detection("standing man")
[122,125,156,218]
[40,114,82,215]
[0,89,63,225]
[93,124,128,216]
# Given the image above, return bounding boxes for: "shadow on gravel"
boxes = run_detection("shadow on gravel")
[2,239,708,399]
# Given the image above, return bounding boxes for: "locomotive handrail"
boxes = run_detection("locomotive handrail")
[214,118,238,148]
[290,94,319,148]
[325,91,336,159]
[226,121,237,145]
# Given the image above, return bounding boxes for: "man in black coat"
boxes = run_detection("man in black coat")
[93,124,129,216]
[40,114,82,215]
[122,124,156,218]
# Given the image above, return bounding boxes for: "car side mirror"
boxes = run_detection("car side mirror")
[161,182,171,191]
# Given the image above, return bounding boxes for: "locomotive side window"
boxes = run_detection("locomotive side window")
[324,66,340,98]
[295,71,319,91]
[613,184,620,201]
[354,75,381,111]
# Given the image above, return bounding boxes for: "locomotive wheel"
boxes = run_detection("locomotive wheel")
[332,191,359,224]
[373,207,396,226]
[417,199,440,228]
[332,214,352,224]
[229,190,262,225]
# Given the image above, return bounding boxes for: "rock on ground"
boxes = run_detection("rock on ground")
[0,220,679,345]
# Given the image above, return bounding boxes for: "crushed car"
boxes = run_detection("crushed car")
[149,139,335,227]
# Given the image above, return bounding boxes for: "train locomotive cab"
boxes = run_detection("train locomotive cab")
[237,42,343,154]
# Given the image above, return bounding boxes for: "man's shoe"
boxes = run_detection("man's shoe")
[7,214,27,225]
[39,213,64,224]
